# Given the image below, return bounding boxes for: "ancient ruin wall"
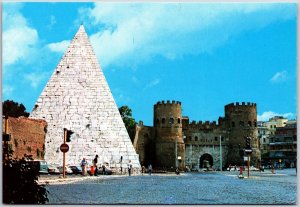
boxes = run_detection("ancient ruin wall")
[2,117,47,160]
[133,122,155,166]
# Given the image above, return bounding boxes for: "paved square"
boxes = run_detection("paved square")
[45,168,297,205]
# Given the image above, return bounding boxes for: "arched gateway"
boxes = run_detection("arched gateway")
[199,153,213,168]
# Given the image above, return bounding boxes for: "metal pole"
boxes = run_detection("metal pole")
[220,135,222,171]
[175,139,178,168]
[63,128,67,178]
[247,154,250,178]
[212,144,215,169]
[4,116,8,161]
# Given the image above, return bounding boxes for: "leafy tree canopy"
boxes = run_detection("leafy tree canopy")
[119,105,136,128]
[118,105,137,142]
[3,100,30,118]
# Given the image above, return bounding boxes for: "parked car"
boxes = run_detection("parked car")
[58,166,73,174]
[48,165,60,174]
[249,166,260,171]
[98,165,113,175]
[28,160,49,174]
[69,165,82,175]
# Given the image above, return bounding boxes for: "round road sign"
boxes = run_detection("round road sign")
[60,143,69,153]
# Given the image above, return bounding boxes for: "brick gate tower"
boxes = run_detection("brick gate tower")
[154,100,185,170]
[30,25,140,171]
[224,102,261,166]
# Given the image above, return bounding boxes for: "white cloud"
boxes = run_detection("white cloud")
[47,40,70,53]
[3,3,39,66]
[258,111,294,121]
[3,85,14,96]
[270,70,288,83]
[24,72,49,88]
[78,3,295,68]
[144,78,160,90]
[112,88,131,104]
[47,15,57,29]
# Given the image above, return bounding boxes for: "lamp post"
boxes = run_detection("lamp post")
[120,156,123,174]
[279,159,282,170]
[219,135,222,171]
[175,139,178,168]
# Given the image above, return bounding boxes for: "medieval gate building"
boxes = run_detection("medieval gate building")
[134,101,261,171]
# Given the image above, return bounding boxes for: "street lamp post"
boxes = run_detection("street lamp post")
[219,135,222,171]
[175,139,178,168]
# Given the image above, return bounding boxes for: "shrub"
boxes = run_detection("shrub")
[3,154,49,204]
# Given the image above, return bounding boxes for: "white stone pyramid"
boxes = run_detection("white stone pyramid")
[30,25,140,170]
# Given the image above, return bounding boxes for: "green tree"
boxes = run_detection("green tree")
[3,154,49,204]
[118,105,137,142]
[3,100,30,117]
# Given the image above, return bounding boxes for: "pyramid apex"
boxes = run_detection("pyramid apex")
[78,24,86,33]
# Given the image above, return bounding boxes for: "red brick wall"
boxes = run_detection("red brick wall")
[2,116,47,160]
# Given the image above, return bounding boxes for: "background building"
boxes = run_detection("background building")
[268,120,297,168]
[134,101,261,171]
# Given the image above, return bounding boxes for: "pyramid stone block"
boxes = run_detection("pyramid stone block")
[30,25,140,170]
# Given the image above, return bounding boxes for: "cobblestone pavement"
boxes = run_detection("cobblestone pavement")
[44,168,297,205]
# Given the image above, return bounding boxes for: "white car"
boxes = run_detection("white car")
[58,166,73,174]
[48,165,60,174]
[249,166,260,171]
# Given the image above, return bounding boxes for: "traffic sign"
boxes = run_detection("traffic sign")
[60,143,69,153]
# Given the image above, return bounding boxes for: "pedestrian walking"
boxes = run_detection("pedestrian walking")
[175,167,180,175]
[148,164,152,175]
[81,157,87,176]
[128,160,132,176]
[141,166,145,175]
[93,155,98,176]
[102,164,106,175]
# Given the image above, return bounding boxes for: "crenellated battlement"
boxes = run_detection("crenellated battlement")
[155,100,181,107]
[188,120,219,129]
[225,102,256,108]
[225,102,257,114]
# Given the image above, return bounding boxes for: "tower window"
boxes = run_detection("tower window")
[248,121,252,127]
[189,136,192,141]
[156,118,159,124]
[254,122,257,127]
[239,121,244,127]
[232,122,235,127]
[162,118,166,124]
[178,118,181,124]
[195,136,198,141]
[169,118,174,124]
[215,137,217,141]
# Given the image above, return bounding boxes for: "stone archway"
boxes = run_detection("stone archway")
[199,153,213,168]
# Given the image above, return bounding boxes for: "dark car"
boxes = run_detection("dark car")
[69,165,82,175]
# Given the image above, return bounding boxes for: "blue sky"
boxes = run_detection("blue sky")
[2,2,297,126]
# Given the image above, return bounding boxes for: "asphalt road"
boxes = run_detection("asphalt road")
[45,168,297,205]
